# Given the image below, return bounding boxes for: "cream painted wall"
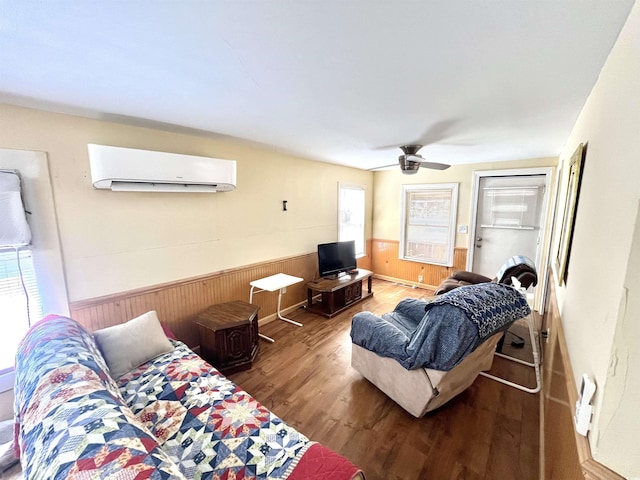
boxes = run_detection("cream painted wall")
[0,104,373,302]
[598,205,640,477]
[373,156,557,247]
[551,2,640,476]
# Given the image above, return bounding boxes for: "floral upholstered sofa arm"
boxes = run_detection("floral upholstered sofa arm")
[14,316,185,479]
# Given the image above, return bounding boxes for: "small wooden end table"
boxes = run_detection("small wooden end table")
[195,301,260,374]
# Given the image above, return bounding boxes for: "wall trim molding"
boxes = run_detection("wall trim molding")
[553,305,624,480]
[542,270,624,480]
[69,252,318,348]
[372,273,437,292]
[69,252,315,310]
[370,238,467,289]
[258,300,307,326]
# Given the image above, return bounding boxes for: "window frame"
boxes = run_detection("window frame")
[338,182,366,258]
[399,183,459,267]
[0,150,70,393]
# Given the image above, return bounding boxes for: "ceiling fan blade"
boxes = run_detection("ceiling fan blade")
[415,119,460,146]
[367,163,399,171]
[419,161,450,170]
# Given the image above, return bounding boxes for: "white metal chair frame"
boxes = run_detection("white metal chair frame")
[478,312,541,394]
[478,288,541,394]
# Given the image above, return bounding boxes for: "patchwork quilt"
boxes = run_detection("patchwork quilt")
[14,316,361,480]
[118,344,313,479]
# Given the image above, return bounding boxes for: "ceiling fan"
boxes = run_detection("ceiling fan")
[372,144,450,175]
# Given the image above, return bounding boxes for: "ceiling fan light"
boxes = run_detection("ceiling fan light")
[399,156,421,174]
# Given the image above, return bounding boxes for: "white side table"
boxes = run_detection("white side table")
[249,273,304,343]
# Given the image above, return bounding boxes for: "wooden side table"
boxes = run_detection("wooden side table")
[195,301,259,374]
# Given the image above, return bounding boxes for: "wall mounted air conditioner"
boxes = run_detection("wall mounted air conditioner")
[88,144,236,193]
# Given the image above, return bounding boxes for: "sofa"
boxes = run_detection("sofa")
[14,313,363,479]
[350,283,531,416]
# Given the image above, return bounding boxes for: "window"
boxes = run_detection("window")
[400,183,458,266]
[1,151,67,393]
[0,249,42,378]
[480,185,543,229]
[338,183,366,257]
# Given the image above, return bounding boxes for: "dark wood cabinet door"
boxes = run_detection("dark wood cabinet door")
[344,281,362,305]
[221,326,252,363]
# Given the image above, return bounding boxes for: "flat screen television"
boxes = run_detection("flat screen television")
[317,240,357,278]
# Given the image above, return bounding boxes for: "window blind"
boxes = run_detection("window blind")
[401,183,458,267]
[0,248,42,373]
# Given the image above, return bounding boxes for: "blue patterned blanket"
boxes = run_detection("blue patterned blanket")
[426,282,531,341]
[351,282,530,371]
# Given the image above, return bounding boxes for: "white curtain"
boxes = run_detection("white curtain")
[0,170,32,247]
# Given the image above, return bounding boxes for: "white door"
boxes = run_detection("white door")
[471,174,547,278]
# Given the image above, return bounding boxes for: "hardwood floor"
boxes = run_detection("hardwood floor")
[229,278,540,480]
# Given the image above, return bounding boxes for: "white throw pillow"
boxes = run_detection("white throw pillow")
[94,310,174,378]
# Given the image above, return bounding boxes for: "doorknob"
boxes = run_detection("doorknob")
[476,237,482,241]
[476,236,482,248]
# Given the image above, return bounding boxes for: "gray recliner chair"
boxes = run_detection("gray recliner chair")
[350,282,531,416]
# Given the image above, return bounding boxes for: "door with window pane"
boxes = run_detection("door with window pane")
[472,175,546,277]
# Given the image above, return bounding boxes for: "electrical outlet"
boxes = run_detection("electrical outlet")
[418,275,423,283]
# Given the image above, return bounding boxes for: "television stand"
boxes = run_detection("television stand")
[306,269,373,318]
[325,270,357,280]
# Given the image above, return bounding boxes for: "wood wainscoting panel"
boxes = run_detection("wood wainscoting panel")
[541,280,582,480]
[542,272,624,480]
[356,238,373,271]
[370,239,466,289]
[70,253,318,347]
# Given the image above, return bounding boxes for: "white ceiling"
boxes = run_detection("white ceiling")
[0,1,634,170]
